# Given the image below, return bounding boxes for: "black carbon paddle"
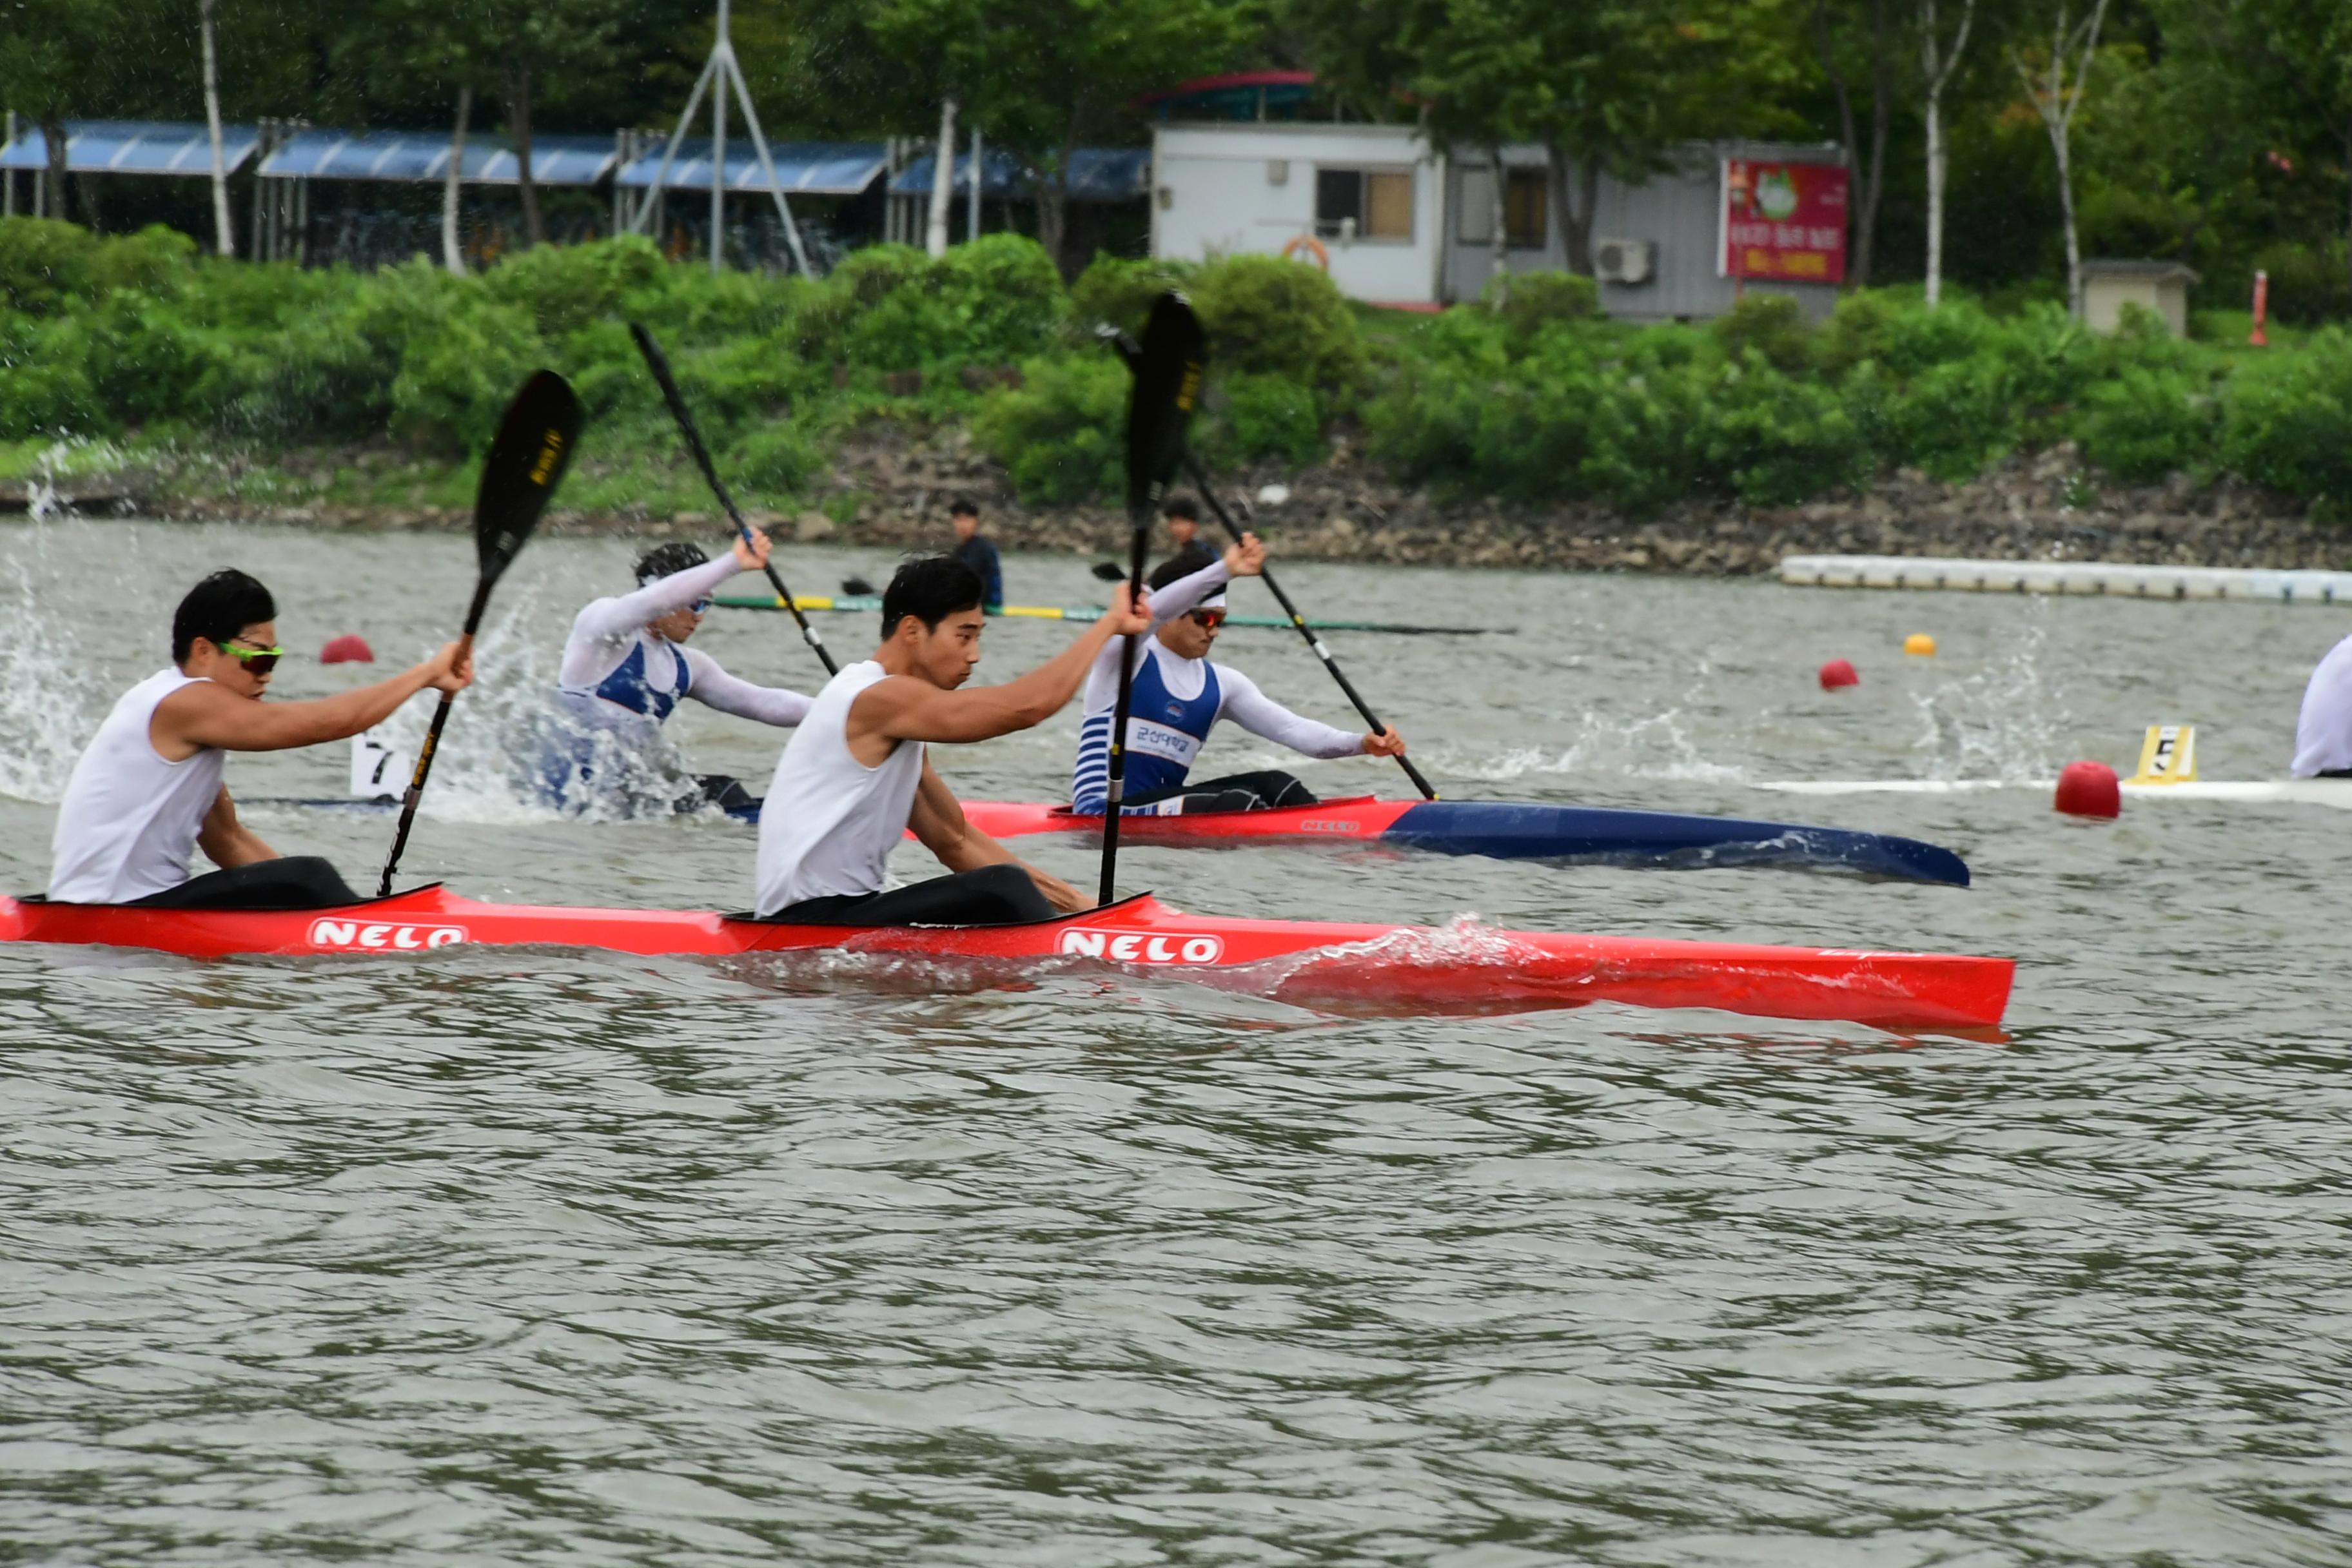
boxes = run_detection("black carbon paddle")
[377,370,582,897]
[629,322,839,677]
[1097,293,1207,905]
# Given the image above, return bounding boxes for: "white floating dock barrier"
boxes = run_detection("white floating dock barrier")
[1779,554,2352,604]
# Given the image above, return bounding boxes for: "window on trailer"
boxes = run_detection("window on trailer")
[1457,167,1548,249]
[1315,168,1413,241]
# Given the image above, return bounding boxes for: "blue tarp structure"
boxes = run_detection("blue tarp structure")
[614,139,887,196]
[887,148,1150,203]
[257,131,619,186]
[0,119,260,175]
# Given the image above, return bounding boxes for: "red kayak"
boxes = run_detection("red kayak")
[0,888,2014,1031]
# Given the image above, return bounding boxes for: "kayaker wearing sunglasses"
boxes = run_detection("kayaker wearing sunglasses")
[48,569,471,908]
[1070,534,1406,817]
[546,531,813,813]
[756,556,1150,926]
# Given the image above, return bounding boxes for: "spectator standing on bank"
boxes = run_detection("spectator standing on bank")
[948,496,1004,611]
[1160,495,1219,576]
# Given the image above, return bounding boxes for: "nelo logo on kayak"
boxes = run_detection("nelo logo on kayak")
[306,919,471,951]
[1299,818,1359,834]
[1057,930,1224,964]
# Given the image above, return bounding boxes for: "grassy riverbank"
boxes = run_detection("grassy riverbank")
[7,217,2352,523]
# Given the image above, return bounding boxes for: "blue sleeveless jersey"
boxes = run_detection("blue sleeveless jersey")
[1072,650,1221,813]
[591,639,693,722]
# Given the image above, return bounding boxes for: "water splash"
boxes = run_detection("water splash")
[1907,616,2064,783]
[1435,704,1749,785]
[0,524,111,803]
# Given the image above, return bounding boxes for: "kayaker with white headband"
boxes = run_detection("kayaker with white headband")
[755,555,1149,925]
[1070,533,1405,816]
[545,529,812,812]
[48,568,471,908]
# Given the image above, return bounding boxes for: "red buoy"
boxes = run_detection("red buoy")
[320,634,375,665]
[2054,760,2121,818]
[1818,658,1859,690]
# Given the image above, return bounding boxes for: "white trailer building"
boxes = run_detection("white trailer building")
[1149,121,1846,320]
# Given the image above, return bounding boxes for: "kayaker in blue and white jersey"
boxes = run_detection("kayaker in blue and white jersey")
[546,532,812,811]
[756,555,1150,925]
[2290,631,2352,777]
[50,569,470,908]
[1070,534,1406,816]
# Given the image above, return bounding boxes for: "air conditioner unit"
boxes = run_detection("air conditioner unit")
[1594,238,1656,285]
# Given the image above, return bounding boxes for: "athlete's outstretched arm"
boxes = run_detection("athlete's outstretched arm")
[1219,667,1393,758]
[859,587,1151,747]
[906,757,1088,910]
[157,645,472,756]
[680,649,812,727]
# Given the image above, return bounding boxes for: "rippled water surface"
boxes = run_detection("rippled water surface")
[3,518,2347,1565]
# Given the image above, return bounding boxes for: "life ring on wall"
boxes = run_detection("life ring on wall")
[1280,233,1329,271]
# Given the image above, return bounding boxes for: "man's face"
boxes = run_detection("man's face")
[1157,604,1223,661]
[1167,516,1197,546]
[197,620,280,698]
[951,511,979,542]
[908,607,987,688]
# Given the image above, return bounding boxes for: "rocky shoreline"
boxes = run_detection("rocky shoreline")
[84,428,2352,575]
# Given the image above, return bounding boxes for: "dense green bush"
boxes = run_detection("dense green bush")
[1186,254,1366,399]
[0,216,2340,511]
[1480,270,1600,339]
[971,353,1128,503]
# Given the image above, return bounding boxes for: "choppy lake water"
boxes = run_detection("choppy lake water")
[3,518,2347,1564]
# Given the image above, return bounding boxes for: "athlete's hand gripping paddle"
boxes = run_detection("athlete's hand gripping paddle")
[629,322,839,678]
[376,370,583,897]
[1098,293,1207,905]
[1096,324,1437,801]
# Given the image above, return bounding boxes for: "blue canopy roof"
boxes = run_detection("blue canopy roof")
[888,147,1150,203]
[257,131,618,186]
[613,139,887,197]
[0,119,260,176]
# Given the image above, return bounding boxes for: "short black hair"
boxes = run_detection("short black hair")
[634,540,710,584]
[881,556,985,640]
[1162,495,1199,522]
[173,569,275,665]
[948,495,980,520]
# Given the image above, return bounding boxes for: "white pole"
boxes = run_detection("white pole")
[710,0,728,273]
[442,86,470,276]
[720,46,812,275]
[627,56,715,236]
[926,97,957,258]
[5,112,14,219]
[199,0,235,255]
[968,127,982,240]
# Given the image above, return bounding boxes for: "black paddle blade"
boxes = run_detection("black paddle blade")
[1090,561,1126,582]
[1124,293,1206,524]
[473,369,583,591]
[841,575,877,598]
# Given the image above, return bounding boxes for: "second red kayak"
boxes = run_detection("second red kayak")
[0,888,2014,1032]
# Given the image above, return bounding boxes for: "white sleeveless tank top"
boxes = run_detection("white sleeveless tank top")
[50,669,225,903]
[755,661,925,915]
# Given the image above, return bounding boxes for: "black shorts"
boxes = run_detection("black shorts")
[764,863,1058,927]
[132,856,362,911]
[1123,769,1318,815]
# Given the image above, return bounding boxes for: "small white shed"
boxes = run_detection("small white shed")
[2079,260,2199,337]
[1149,122,1447,306]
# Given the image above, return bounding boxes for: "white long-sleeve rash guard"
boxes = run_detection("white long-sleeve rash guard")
[558,554,812,728]
[1070,558,1364,812]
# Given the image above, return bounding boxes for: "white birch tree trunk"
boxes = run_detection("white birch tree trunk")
[1918,0,1976,308]
[926,97,959,259]
[442,86,471,277]
[200,0,235,257]
[2013,0,2111,318]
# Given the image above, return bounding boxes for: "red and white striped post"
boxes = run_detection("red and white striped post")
[2250,270,2269,347]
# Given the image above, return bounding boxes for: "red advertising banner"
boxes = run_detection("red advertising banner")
[1718,160,1848,284]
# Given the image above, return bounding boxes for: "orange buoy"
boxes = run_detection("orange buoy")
[1818,658,1859,689]
[320,634,375,664]
[1903,632,1937,656]
[2054,760,2121,818]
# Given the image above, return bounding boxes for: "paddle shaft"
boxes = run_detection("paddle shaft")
[377,574,493,897]
[629,324,838,676]
[1097,521,1151,905]
[1181,454,1437,801]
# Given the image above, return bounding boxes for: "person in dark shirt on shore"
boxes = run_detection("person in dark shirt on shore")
[1159,495,1219,578]
[948,496,1004,611]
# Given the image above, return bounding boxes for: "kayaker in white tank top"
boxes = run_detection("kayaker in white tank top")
[753,554,1151,923]
[47,569,475,905]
